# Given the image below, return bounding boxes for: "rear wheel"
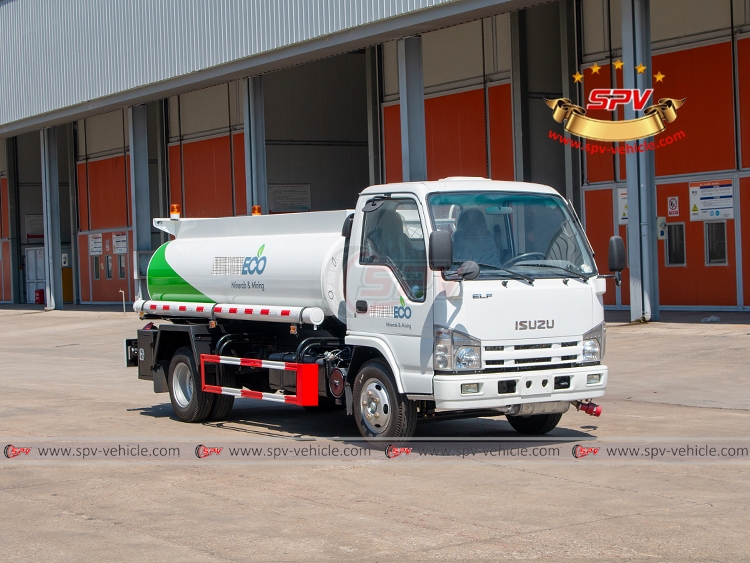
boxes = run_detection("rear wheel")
[505,413,562,435]
[352,359,416,443]
[207,370,235,421]
[168,347,214,423]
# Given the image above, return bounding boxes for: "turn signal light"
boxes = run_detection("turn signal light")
[251,205,262,216]
[170,203,181,220]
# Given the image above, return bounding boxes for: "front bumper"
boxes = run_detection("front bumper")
[432,365,607,411]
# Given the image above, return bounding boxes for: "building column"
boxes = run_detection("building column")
[5,138,22,304]
[397,36,427,182]
[559,0,583,212]
[622,0,659,321]
[40,128,63,310]
[366,46,383,187]
[129,104,152,300]
[242,76,268,214]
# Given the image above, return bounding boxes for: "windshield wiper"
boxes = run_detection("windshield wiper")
[447,261,534,285]
[518,263,591,283]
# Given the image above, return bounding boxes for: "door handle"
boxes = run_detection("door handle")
[356,300,368,313]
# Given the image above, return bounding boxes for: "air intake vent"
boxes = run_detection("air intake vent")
[515,343,552,350]
[485,359,505,366]
[562,355,577,361]
[561,341,577,347]
[516,357,552,364]
[485,345,504,351]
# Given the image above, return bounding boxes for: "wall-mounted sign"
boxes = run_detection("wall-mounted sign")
[689,180,733,221]
[617,188,628,225]
[268,184,311,214]
[25,214,44,240]
[667,196,679,217]
[89,233,102,255]
[112,233,128,254]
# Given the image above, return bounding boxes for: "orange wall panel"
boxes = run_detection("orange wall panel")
[583,188,616,305]
[656,182,736,306]
[2,240,10,302]
[77,162,89,231]
[88,156,128,230]
[168,144,183,210]
[182,136,234,218]
[383,104,402,183]
[488,84,514,181]
[741,178,750,305]
[78,234,90,302]
[424,89,487,180]
[1,177,8,239]
[233,133,247,216]
[652,43,735,176]
[583,64,617,183]
[738,39,750,169]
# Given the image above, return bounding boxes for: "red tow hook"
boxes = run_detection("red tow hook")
[573,401,602,417]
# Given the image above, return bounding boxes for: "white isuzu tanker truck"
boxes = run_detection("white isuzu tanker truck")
[126,178,625,440]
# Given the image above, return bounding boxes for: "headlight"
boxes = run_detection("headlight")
[434,327,481,371]
[581,322,606,363]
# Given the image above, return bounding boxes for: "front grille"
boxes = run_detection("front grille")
[562,355,577,361]
[516,357,552,364]
[515,343,553,350]
[485,362,575,373]
[485,359,505,366]
[485,345,504,351]
[561,341,577,347]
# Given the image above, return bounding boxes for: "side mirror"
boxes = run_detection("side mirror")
[456,260,480,280]
[608,236,626,286]
[429,230,453,271]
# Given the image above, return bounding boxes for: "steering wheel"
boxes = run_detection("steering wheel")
[502,252,546,268]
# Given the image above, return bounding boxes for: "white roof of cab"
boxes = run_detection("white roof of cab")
[360,177,559,199]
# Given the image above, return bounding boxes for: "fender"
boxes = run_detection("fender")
[345,333,405,393]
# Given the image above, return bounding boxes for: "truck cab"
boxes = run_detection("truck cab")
[343,178,616,437]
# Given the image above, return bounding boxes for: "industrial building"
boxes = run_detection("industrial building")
[0,0,748,319]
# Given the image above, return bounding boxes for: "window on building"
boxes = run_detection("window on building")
[92,256,100,280]
[105,255,113,279]
[705,221,727,265]
[666,223,685,266]
[117,255,127,279]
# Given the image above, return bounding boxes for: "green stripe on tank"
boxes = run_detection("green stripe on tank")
[147,242,214,303]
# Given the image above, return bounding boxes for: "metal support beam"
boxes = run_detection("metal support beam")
[40,128,63,310]
[397,36,427,182]
[5,138,22,303]
[559,0,582,213]
[366,45,383,187]
[510,11,531,182]
[622,0,659,321]
[66,123,80,304]
[242,76,268,214]
[129,104,152,300]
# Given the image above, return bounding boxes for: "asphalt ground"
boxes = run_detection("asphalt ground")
[0,305,749,562]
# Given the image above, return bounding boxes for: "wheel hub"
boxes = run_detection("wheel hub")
[172,363,193,408]
[359,378,391,434]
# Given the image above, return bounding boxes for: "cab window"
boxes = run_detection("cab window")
[361,199,427,301]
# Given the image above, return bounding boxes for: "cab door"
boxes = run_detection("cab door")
[346,196,434,393]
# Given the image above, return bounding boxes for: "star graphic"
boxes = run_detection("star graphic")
[612,59,624,70]
[572,71,584,83]
[654,71,666,83]
[589,63,601,74]
[635,63,647,74]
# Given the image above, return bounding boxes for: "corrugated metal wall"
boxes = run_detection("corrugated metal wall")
[0,0,456,128]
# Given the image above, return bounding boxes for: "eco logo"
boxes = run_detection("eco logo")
[545,60,685,142]
[242,244,267,275]
[394,296,411,319]
[211,245,267,276]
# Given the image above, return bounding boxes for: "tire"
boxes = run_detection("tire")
[207,370,235,421]
[352,359,416,443]
[505,413,562,435]
[167,347,214,423]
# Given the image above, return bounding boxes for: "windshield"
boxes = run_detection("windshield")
[427,191,597,280]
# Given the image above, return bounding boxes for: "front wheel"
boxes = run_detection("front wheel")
[168,347,214,422]
[505,413,562,435]
[353,359,417,443]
